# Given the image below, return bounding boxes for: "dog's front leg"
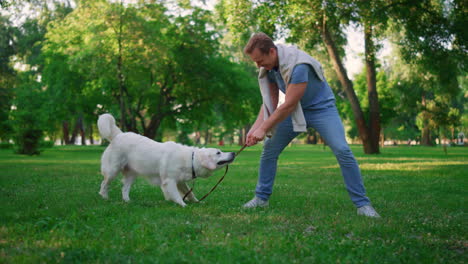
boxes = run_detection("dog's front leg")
[161,179,187,207]
[177,182,199,203]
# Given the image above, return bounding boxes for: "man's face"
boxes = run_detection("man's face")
[249,47,278,70]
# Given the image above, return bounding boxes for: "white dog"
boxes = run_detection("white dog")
[97,113,235,207]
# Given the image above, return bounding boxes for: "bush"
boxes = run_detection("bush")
[0,142,13,149]
[11,73,48,155]
[40,140,55,148]
[14,128,43,155]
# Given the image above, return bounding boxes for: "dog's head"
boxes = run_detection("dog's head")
[196,148,235,176]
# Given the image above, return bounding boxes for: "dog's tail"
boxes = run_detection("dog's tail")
[97,113,122,142]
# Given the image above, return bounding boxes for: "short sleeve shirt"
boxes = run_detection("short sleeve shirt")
[267,64,335,110]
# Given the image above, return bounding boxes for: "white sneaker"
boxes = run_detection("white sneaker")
[243,197,269,208]
[357,205,381,218]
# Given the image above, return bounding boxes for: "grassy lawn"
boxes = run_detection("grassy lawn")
[0,144,466,263]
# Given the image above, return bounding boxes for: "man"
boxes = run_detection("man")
[242,32,380,218]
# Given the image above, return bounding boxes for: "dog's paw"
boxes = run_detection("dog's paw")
[176,201,187,207]
[99,192,109,200]
[183,196,199,203]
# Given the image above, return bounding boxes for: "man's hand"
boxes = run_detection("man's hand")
[246,128,267,146]
[251,128,267,144]
[246,131,257,146]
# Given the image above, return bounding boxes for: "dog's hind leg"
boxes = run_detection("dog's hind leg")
[177,182,199,202]
[161,179,187,207]
[99,167,120,200]
[122,170,137,202]
[99,147,124,200]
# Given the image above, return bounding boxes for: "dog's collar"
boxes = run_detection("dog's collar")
[191,151,196,179]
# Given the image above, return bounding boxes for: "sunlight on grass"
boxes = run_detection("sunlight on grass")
[0,146,466,263]
[359,161,467,171]
[319,157,467,171]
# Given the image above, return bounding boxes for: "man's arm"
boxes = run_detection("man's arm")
[250,82,307,143]
[246,105,264,146]
[246,82,280,146]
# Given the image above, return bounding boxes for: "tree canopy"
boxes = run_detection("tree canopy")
[0,0,466,154]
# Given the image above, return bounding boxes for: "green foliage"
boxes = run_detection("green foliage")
[392,0,467,74]
[416,95,461,136]
[41,51,95,136]
[2,0,465,147]
[388,1,465,143]
[42,0,260,139]
[387,47,465,142]
[0,0,10,9]
[10,73,48,155]
[0,145,466,262]
[5,3,75,148]
[0,142,13,149]
[219,0,466,148]
[0,15,16,140]
[351,69,399,138]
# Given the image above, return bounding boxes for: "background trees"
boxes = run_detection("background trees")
[0,0,466,155]
[218,0,466,152]
[42,0,260,142]
[0,15,15,141]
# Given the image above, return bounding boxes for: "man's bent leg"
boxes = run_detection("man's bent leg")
[255,116,299,200]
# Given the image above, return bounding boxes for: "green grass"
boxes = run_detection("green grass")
[0,144,466,263]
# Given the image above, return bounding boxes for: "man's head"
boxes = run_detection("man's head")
[244,32,278,70]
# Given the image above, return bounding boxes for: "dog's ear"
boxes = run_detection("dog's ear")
[199,152,217,170]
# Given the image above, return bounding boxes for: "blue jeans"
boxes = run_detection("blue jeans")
[255,106,371,207]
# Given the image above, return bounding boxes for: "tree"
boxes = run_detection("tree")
[353,69,398,144]
[388,0,467,145]
[219,0,387,153]
[2,1,74,150]
[43,0,260,141]
[11,72,47,155]
[0,15,16,141]
[219,0,466,153]
[12,1,82,145]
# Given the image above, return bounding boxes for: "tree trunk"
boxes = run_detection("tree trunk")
[89,123,94,145]
[239,124,251,146]
[144,115,162,140]
[380,127,385,147]
[194,131,201,145]
[321,18,375,154]
[440,128,448,154]
[117,1,126,131]
[364,23,381,153]
[62,121,70,145]
[125,111,138,133]
[70,119,79,145]
[420,94,434,146]
[450,127,454,143]
[421,122,432,146]
[77,115,86,145]
[238,128,244,146]
[204,130,211,145]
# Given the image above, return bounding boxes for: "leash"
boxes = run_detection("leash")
[183,144,247,202]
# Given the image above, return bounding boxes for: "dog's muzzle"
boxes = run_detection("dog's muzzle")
[217,152,235,166]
